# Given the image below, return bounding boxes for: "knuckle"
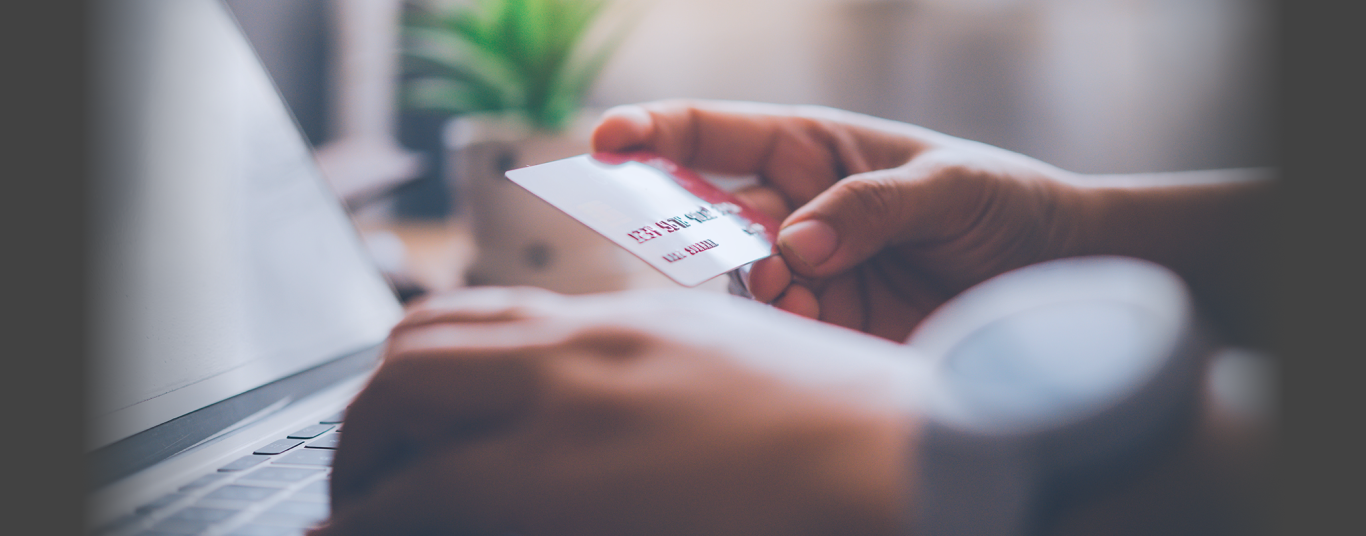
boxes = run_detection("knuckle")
[834,174,904,217]
[647,97,703,117]
[906,153,995,199]
[915,151,977,181]
[933,161,977,182]
[564,325,655,362]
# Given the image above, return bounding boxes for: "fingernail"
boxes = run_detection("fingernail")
[594,105,652,152]
[603,104,651,126]
[778,220,838,269]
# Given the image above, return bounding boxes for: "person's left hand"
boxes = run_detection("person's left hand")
[309,286,928,536]
[589,100,1090,344]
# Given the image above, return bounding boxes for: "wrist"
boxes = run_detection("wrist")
[1038,172,1107,261]
[1041,172,1276,346]
[1049,174,1168,262]
[1044,169,1275,265]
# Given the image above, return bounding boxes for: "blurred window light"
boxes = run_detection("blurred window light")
[585,0,1274,173]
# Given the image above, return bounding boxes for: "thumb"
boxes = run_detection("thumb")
[776,165,960,278]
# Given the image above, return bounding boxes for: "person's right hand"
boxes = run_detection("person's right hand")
[592,100,1092,343]
[310,286,925,536]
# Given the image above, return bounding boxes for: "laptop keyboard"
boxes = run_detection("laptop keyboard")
[95,411,347,536]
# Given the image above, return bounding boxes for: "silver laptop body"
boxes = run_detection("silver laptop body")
[87,0,406,533]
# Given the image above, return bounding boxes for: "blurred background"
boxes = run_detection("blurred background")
[225,0,1276,214]
[220,0,1276,294]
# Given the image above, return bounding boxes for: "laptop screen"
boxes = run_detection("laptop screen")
[87,0,405,452]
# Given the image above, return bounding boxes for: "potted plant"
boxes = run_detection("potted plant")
[401,0,645,294]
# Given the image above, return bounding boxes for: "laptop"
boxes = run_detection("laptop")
[87,0,409,533]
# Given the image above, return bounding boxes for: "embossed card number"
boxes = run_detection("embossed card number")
[505,152,779,287]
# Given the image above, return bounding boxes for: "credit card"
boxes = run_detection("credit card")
[505,151,779,288]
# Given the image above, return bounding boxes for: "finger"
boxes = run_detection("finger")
[592,100,797,171]
[746,256,792,304]
[592,100,926,207]
[772,283,819,320]
[862,257,956,343]
[325,368,411,511]
[318,428,553,536]
[814,270,867,333]
[590,102,654,153]
[776,158,982,278]
[394,286,565,330]
[314,450,489,536]
[329,327,541,509]
[730,184,793,224]
[322,340,643,536]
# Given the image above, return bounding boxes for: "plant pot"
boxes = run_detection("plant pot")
[444,110,649,294]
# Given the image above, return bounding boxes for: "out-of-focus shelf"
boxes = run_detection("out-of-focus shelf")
[355,218,473,294]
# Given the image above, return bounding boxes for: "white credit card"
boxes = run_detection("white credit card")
[505,152,779,288]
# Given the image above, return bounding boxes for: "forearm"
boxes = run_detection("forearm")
[1066,169,1277,346]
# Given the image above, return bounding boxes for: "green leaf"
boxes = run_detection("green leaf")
[399,0,645,130]
[403,26,525,101]
[552,8,635,109]
[404,77,505,113]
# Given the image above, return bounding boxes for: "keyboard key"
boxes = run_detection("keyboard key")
[285,491,328,505]
[318,411,345,424]
[253,439,304,455]
[224,524,307,536]
[280,481,329,504]
[219,455,271,472]
[237,466,323,484]
[167,506,239,523]
[285,425,333,439]
[203,485,281,502]
[249,501,329,528]
[192,497,264,511]
[274,449,334,467]
[269,500,328,517]
[135,493,188,514]
[178,473,228,492]
[147,517,212,534]
[304,434,340,450]
[292,480,329,498]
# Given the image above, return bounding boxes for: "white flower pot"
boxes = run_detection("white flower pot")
[443,111,649,294]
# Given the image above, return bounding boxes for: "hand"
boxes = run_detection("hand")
[592,100,1090,343]
[311,286,928,536]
